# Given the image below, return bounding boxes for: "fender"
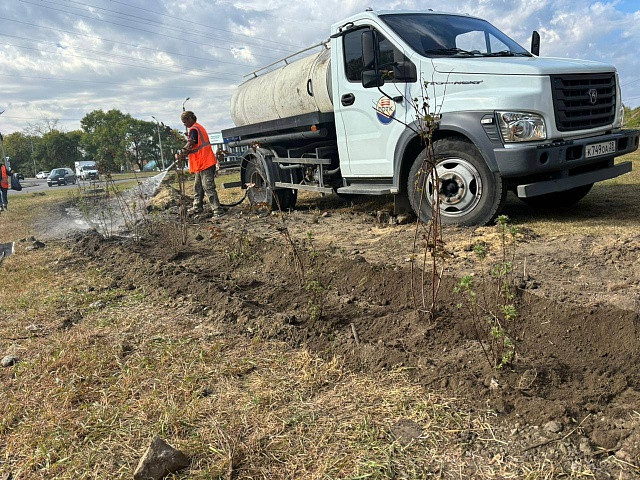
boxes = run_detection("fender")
[392,111,503,190]
[241,146,282,189]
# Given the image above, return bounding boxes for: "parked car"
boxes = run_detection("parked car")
[47,168,77,187]
[36,171,50,179]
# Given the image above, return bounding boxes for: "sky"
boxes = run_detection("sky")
[0,0,640,136]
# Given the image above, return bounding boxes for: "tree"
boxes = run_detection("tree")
[127,119,157,171]
[27,117,60,136]
[81,109,133,172]
[2,132,37,175]
[34,130,83,170]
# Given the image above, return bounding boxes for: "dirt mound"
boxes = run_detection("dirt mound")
[67,194,640,475]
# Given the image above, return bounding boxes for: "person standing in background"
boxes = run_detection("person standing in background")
[0,162,9,211]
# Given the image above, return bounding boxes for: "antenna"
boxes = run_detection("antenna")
[182,97,190,112]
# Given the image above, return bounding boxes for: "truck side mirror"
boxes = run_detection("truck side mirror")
[362,30,377,70]
[531,31,540,56]
[393,61,417,83]
[361,30,384,88]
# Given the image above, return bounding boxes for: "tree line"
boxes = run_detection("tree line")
[1,109,185,176]
[5,106,639,177]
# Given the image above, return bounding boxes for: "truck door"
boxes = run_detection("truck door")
[335,27,416,178]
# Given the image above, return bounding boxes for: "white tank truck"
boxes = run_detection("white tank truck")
[222,8,639,225]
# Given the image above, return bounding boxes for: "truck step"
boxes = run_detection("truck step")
[222,181,243,189]
[275,182,334,194]
[336,184,396,195]
[272,157,331,165]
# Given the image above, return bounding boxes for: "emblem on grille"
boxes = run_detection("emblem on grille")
[587,88,598,105]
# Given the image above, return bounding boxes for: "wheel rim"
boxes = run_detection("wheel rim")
[427,158,483,218]
[246,159,271,204]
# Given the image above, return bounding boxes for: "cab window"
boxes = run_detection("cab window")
[343,28,415,83]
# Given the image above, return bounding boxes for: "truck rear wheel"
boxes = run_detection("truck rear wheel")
[407,138,506,226]
[244,153,295,211]
[245,156,277,209]
[520,184,593,208]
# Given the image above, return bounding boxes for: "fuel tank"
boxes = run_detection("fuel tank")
[230,47,333,127]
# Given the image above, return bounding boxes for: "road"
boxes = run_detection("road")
[11,174,157,195]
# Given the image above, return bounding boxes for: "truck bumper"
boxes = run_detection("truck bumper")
[493,129,639,197]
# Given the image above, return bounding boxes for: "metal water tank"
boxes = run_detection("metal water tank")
[230,48,333,127]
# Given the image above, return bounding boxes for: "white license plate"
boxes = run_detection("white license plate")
[585,140,616,158]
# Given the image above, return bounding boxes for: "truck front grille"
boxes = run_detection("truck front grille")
[550,73,617,132]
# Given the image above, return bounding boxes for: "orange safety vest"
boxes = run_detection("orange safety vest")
[187,123,216,173]
[0,166,8,189]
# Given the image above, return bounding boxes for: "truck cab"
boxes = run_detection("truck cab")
[330,9,638,224]
[78,164,99,181]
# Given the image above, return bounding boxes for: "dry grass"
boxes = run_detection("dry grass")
[0,162,637,479]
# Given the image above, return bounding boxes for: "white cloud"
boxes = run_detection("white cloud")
[0,0,639,136]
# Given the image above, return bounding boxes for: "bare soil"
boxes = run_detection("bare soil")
[64,181,640,477]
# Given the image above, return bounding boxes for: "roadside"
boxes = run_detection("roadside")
[0,157,638,478]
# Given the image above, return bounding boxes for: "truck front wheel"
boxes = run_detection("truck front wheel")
[407,138,506,226]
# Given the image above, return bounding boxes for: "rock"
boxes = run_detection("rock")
[1,355,19,367]
[579,437,593,456]
[543,420,563,434]
[489,397,513,414]
[133,436,190,480]
[396,213,414,225]
[591,428,620,451]
[390,418,422,446]
[90,300,107,309]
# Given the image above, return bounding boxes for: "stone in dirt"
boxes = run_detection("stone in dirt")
[1,355,18,368]
[390,418,423,446]
[133,435,190,480]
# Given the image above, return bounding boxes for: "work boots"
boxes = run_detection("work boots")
[209,191,225,217]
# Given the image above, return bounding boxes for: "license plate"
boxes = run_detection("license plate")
[585,140,616,158]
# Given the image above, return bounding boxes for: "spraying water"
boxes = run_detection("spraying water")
[41,170,173,240]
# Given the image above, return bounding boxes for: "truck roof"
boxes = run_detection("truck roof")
[331,8,482,30]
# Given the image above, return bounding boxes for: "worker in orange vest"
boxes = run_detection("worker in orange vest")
[180,111,224,217]
[0,162,9,211]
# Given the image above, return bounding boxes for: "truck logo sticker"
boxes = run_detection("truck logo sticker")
[376,97,396,125]
[587,88,598,105]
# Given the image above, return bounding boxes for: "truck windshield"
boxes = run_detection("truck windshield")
[379,13,531,58]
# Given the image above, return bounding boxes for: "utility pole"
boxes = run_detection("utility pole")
[31,138,35,177]
[151,116,165,170]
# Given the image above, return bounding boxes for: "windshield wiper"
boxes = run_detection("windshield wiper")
[424,47,481,57]
[483,50,532,57]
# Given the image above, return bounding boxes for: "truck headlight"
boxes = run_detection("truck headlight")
[614,104,624,129]
[497,111,546,143]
